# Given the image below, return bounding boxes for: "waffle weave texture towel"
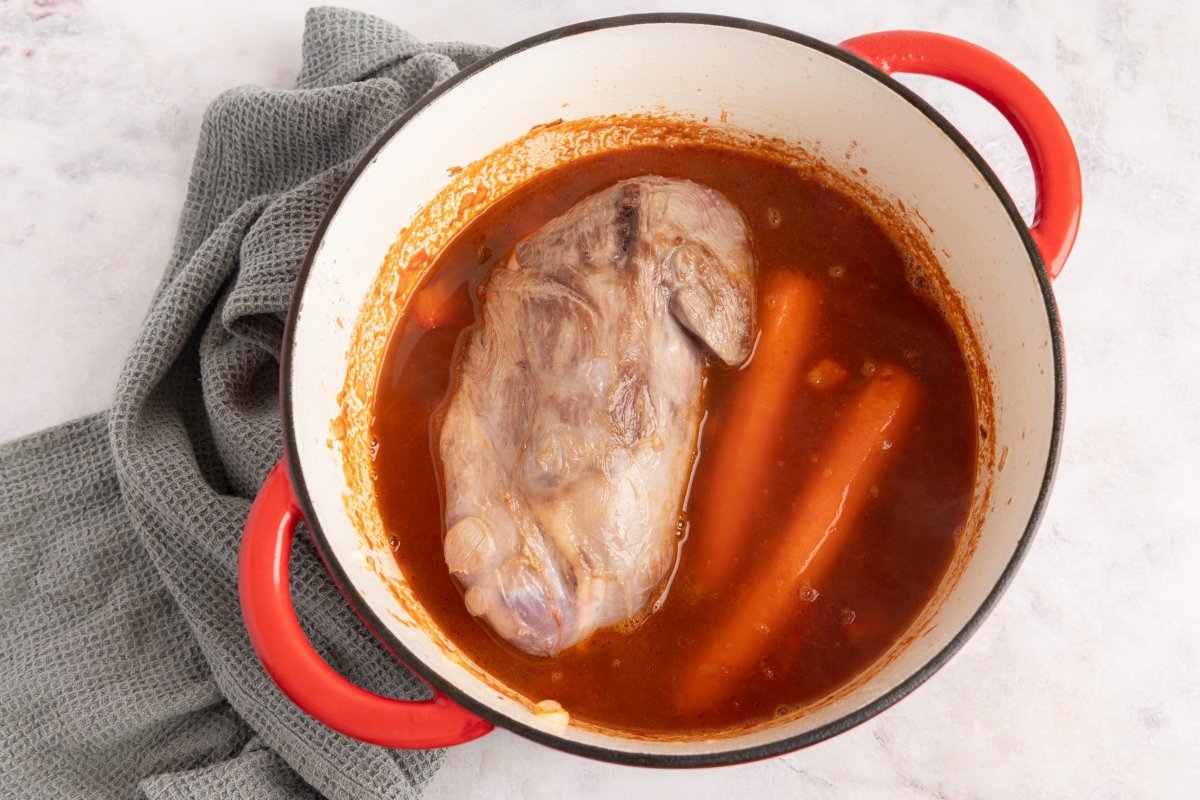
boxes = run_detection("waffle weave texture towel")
[0,8,492,798]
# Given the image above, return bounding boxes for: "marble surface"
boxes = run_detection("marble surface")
[3,0,1197,797]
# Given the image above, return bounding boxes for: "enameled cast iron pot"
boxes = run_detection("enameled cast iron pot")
[239,15,1081,766]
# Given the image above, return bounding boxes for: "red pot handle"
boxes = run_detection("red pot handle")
[840,31,1081,280]
[238,460,492,748]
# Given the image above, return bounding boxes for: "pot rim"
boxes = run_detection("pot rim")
[280,12,1065,767]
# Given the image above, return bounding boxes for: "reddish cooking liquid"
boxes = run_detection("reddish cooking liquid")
[370,146,977,734]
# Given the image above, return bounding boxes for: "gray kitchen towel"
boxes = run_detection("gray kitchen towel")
[0,8,493,799]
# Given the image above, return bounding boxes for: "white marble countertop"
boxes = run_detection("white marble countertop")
[3,0,1197,797]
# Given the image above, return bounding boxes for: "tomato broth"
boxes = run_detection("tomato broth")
[370,145,977,735]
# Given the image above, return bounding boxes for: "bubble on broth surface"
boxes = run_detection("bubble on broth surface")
[903,254,939,305]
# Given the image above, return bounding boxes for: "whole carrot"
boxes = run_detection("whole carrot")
[677,365,922,714]
[690,272,821,595]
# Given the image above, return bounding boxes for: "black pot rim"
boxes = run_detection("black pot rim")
[280,12,1065,769]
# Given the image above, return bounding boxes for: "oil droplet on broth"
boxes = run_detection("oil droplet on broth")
[675,512,688,539]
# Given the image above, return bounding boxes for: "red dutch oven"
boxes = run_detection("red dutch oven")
[240,15,1080,766]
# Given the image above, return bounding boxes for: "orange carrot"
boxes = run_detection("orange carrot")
[677,365,921,713]
[690,272,822,595]
[411,279,469,330]
[806,357,849,392]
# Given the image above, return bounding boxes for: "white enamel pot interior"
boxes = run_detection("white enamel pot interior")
[281,15,1065,765]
